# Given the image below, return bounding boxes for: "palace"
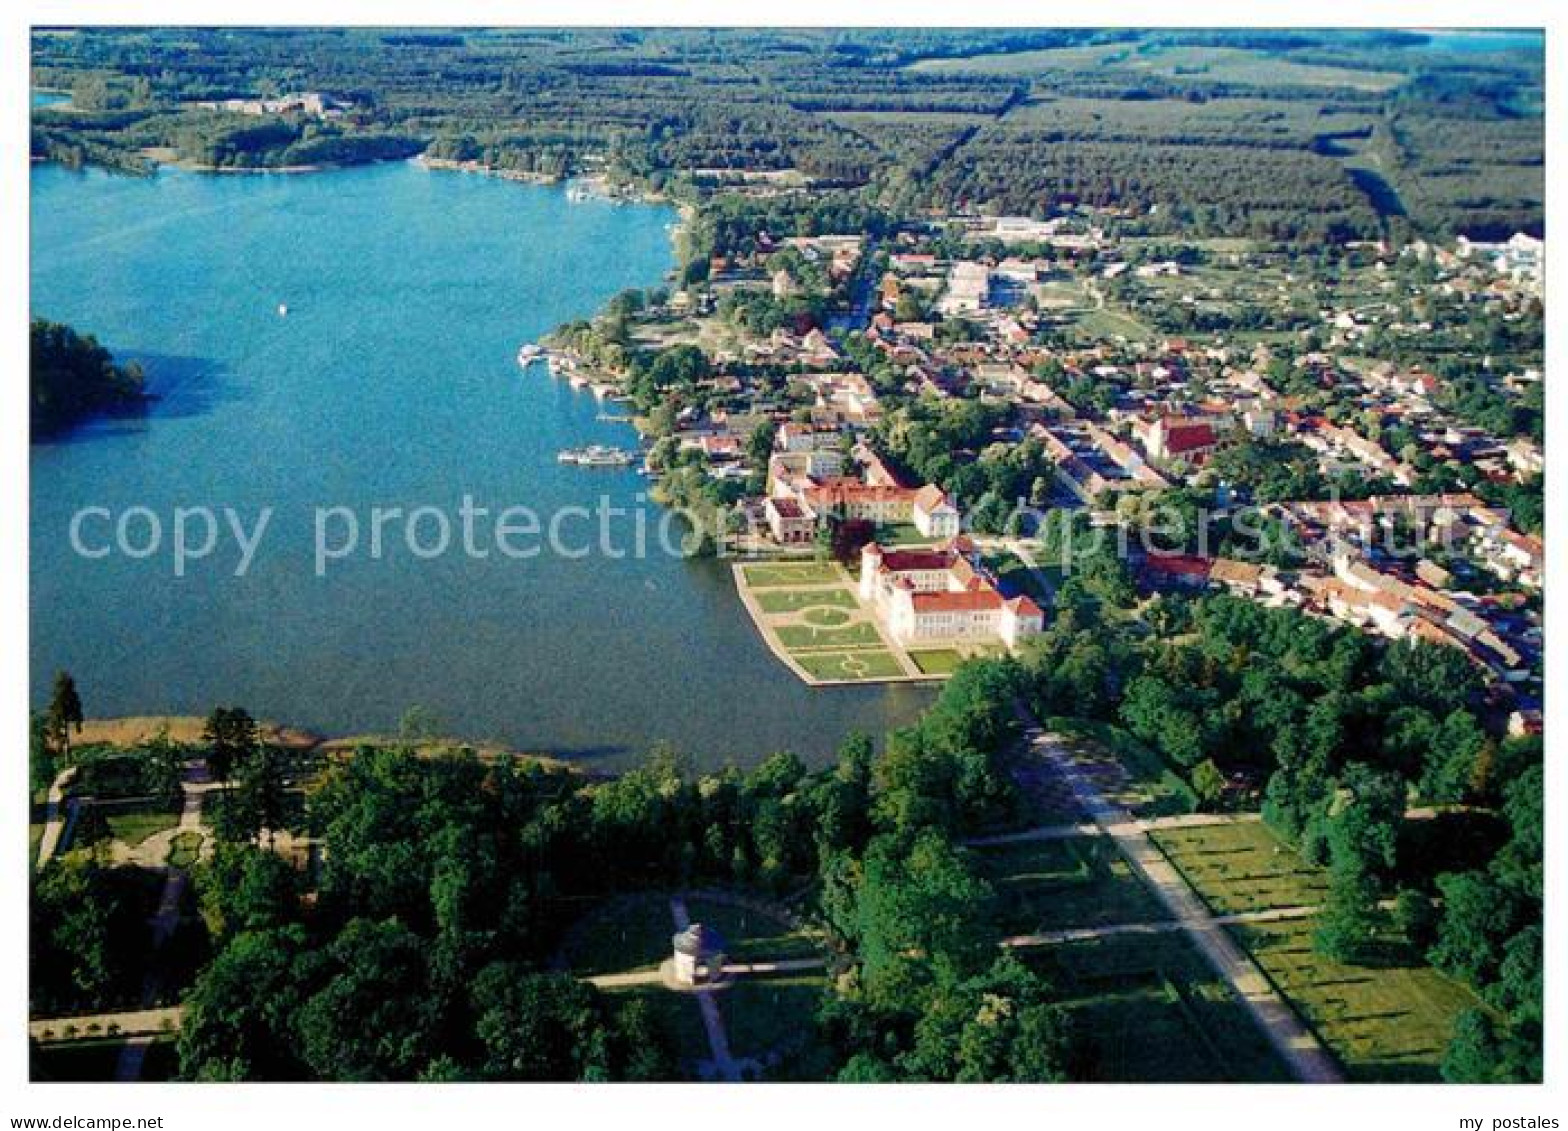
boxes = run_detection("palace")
[859,537,1044,650]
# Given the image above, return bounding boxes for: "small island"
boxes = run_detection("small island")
[30,318,148,435]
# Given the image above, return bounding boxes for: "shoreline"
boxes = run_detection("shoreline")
[72,715,582,774]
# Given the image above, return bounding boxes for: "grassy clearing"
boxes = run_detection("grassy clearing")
[794,650,903,681]
[681,898,822,964]
[102,800,182,848]
[741,562,843,588]
[909,648,965,676]
[978,836,1170,934]
[1230,917,1483,1082]
[720,973,830,1075]
[1023,932,1292,1082]
[1152,821,1330,915]
[777,622,884,650]
[754,588,858,614]
[561,894,677,978]
[1070,307,1152,342]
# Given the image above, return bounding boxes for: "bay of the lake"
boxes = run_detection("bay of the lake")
[30,160,931,770]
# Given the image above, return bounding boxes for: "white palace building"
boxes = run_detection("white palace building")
[859,537,1044,650]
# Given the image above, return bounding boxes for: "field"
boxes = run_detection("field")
[1151,820,1331,915]
[909,42,1405,92]
[1230,917,1484,1082]
[977,835,1171,935]
[1022,933,1292,1082]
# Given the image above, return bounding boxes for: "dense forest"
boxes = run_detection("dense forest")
[31,28,1543,242]
[30,318,148,434]
[32,590,1541,1080]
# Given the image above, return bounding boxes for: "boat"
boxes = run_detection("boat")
[568,373,590,389]
[277,303,289,317]
[516,343,544,367]
[558,444,636,467]
[565,184,590,203]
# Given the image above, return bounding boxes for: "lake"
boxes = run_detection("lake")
[30,160,931,770]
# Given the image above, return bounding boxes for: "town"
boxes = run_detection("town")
[539,212,1542,713]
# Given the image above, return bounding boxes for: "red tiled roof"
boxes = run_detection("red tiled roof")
[1144,554,1212,579]
[912,590,1005,613]
[1163,422,1217,454]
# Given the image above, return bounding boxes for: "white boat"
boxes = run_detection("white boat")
[277,303,289,317]
[559,444,636,467]
[516,343,544,367]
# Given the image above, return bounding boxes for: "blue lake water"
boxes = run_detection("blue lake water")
[30,160,930,769]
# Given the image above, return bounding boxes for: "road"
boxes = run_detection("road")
[33,766,79,870]
[1014,714,1346,1084]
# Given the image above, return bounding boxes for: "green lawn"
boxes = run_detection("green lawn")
[741,562,843,588]
[977,836,1171,935]
[102,800,182,848]
[800,606,852,627]
[681,899,821,964]
[719,973,830,1077]
[1071,307,1152,342]
[909,648,965,676]
[601,983,712,1076]
[561,894,679,978]
[1022,932,1292,1082]
[1152,821,1331,915]
[754,588,858,614]
[793,650,903,681]
[777,622,884,650]
[1230,917,1484,1082]
[873,521,941,546]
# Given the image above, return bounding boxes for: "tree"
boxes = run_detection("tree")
[1428,871,1519,985]
[852,830,997,1009]
[29,711,58,796]
[45,671,83,762]
[202,706,259,786]
[905,954,1074,1082]
[197,843,299,941]
[140,729,185,809]
[469,964,657,1081]
[295,918,438,1081]
[178,926,309,1081]
[1313,865,1382,963]
[1190,759,1226,810]
[231,743,289,844]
